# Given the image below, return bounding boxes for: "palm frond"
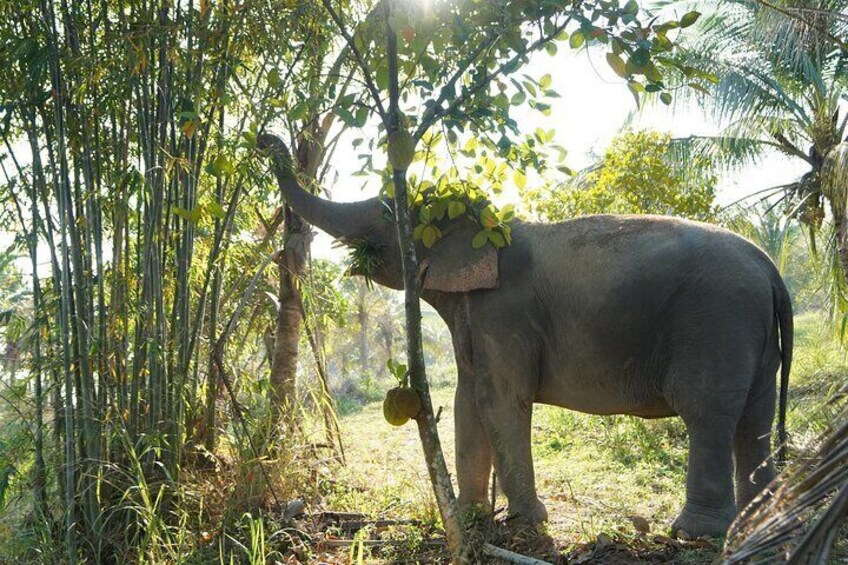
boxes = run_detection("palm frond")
[723,391,848,564]
[667,134,773,172]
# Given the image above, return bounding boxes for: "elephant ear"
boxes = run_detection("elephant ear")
[419,222,499,293]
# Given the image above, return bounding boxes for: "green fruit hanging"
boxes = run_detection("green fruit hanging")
[383,386,422,426]
[387,128,416,170]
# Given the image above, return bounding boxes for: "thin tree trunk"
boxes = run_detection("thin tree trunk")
[384,5,468,562]
[358,281,369,375]
[836,214,848,284]
[268,114,335,423]
[268,206,307,419]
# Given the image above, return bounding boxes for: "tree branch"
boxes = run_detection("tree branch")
[414,15,572,139]
[320,0,389,125]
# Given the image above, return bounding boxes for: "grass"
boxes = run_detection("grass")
[322,310,848,563]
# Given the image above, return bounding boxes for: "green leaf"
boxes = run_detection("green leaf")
[511,91,526,105]
[687,82,710,95]
[336,107,357,127]
[660,92,672,105]
[211,154,234,177]
[376,66,389,90]
[631,48,650,68]
[539,74,552,89]
[513,170,526,189]
[471,230,488,249]
[241,131,257,147]
[268,68,282,88]
[290,101,309,121]
[355,107,369,127]
[207,200,226,219]
[173,206,202,223]
[448,200,466,219]
[569,31,585,49]
[422,225,439,248]
[606,53,627,78]
[487,230,506,247]
[680,11,701,28]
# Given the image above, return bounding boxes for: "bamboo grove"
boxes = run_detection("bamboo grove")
[0,0,349,560]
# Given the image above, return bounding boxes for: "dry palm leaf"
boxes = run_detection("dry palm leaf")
[723,389,848,564]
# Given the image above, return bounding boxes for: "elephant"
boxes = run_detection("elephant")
[257,133,792,539]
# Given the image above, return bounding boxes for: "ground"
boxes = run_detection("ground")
[312,311,848,563]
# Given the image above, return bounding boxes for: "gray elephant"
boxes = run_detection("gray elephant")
[258,134,792,539]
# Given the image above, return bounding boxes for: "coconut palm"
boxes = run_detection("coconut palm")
[668,0,848,295]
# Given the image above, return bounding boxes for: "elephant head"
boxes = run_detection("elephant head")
[257,133,499,294]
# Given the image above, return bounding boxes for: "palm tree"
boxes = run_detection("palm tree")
[669,0,848,293]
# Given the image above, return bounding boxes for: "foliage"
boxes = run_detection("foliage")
[327,0,714,252]
[0,0,353,560]
[409,177,515,249]
[524,130,718,221]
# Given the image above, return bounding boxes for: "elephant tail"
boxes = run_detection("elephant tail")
[773,276,793,466]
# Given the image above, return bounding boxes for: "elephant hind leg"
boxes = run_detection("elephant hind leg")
[668,371,751,538]
[672,417,738,539]
[733,368,778,512]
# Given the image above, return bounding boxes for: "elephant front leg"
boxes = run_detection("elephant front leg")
[455,371,493,513]
[475,380,547,523]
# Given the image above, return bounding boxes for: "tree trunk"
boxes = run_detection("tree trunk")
[837,214,848,285]
[267,116,335,423]
[268,206,308,419]
[358,281,369,376]
[384,6,469,562]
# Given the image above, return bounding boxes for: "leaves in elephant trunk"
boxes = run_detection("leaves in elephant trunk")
[346,238,386,288]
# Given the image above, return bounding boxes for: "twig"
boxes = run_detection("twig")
[338,518,420,531]
[320,0,388,124]
[482,543,555,565]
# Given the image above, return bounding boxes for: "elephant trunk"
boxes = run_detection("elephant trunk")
[258,133,378,240]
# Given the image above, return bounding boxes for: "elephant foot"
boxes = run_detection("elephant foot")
[508,497,548,523]
[671,503,735,539]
